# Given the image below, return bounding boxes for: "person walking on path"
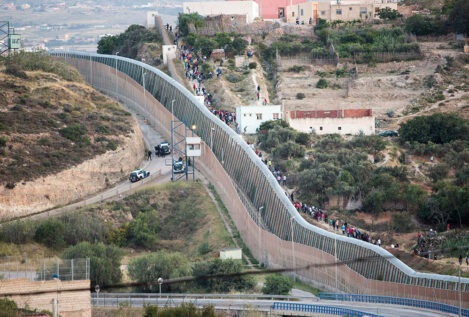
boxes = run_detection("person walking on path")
[283,175,287,186]
[147,150,152,161]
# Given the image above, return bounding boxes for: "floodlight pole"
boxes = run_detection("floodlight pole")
[290,217,296,282]
[115,52,119,96]
[171,100,175,182]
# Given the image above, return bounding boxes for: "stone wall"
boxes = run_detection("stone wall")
[1,278,90,317]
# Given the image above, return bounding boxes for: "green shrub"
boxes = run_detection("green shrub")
[428,163,450,182]
[296,92,305,100]
[0,220,36,244]
[59,125,90,144]
[288,65,305,73]
[0,137,6,147]
[62,242,123,287]
[128,251,191,292]
[34,219,65,249]
[5,63,28,79]
[262,274,293,295]
[193,258,255,293]
[399,113,469,144]
[391,213,414,233]
[248,62,257,69]
[198,241,211,255]
[316,79,328,88]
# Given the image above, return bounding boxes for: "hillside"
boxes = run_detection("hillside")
[0,53,144,216]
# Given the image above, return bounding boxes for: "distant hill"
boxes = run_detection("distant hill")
[0,53,135,187]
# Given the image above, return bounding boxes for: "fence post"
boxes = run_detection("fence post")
[71,259,74,281]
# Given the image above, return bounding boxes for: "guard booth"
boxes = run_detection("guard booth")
[186,137,201,157]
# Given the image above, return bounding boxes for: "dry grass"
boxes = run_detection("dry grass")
[0,63,134,186]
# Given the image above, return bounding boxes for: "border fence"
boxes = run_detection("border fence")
[319,293,469,316]
[50,50,469,308]
[0,256,90,281]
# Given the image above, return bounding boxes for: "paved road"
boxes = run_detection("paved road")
[92,296,454,317]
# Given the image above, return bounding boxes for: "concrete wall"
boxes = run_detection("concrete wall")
[1,279,90,317]
[287,116,375,135]
[236,105,282,134]
[183,1,259,23]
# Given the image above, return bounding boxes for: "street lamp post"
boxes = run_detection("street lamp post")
[141,66,147,110]
[191,124,197,182]
[258,206,264,264]
[115,52,119,96]
[158,277,163,300]
[210,127,215,151]
[334,224,338,291]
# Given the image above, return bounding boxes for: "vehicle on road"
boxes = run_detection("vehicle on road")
[378,130,398,137]
[129,169,150,182]
[173,161,185,174]
[159,142,171,155]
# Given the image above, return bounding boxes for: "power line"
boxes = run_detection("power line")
[2,244,469,297]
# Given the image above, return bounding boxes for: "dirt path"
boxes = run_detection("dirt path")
[252,56,270,104]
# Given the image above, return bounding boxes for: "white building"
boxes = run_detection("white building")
[146,11,159,28]
[183,1,259,24]
[236,105,282,134]
[285,108,375,135]
[220,248,242,260]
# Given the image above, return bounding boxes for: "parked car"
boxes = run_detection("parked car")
[159,142,171,155]
[129,169,150,182]
[378,130,398,137]
[173,161,185,174]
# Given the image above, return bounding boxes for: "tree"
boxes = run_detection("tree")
[128,251,191,292]
[178,13,204,36]
[215,32,232,48]
[126,210,160,249]
[34,219,65,249]
[192,259,255,293]
[262,274,293,295]
[376,7,402,20]
[231,38,248,55]
[316,79,328,88]
[405,15,435,35]
[399,113,469,144]
[62,242,123,287]
[184,33,198,47]
[195,37,218,57]
[449,0,469,35]
[97,35,116,54]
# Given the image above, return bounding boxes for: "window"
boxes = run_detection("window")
[336,9,342,15]
[292,12,295,17]
[338,127,342,131]
[360,7,367,14]
[256,113,263,120]
[319,127,323,131]
[301,9,304,16]
[244,114,247,117]
[249,113,252,117]
[273,113,279,120]
[321,11,326,15]
[349,7,353,10]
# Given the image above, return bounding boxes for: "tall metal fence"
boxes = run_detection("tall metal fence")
[319,293,469,317]
[50,50,469,307]
[0,256,90,281]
